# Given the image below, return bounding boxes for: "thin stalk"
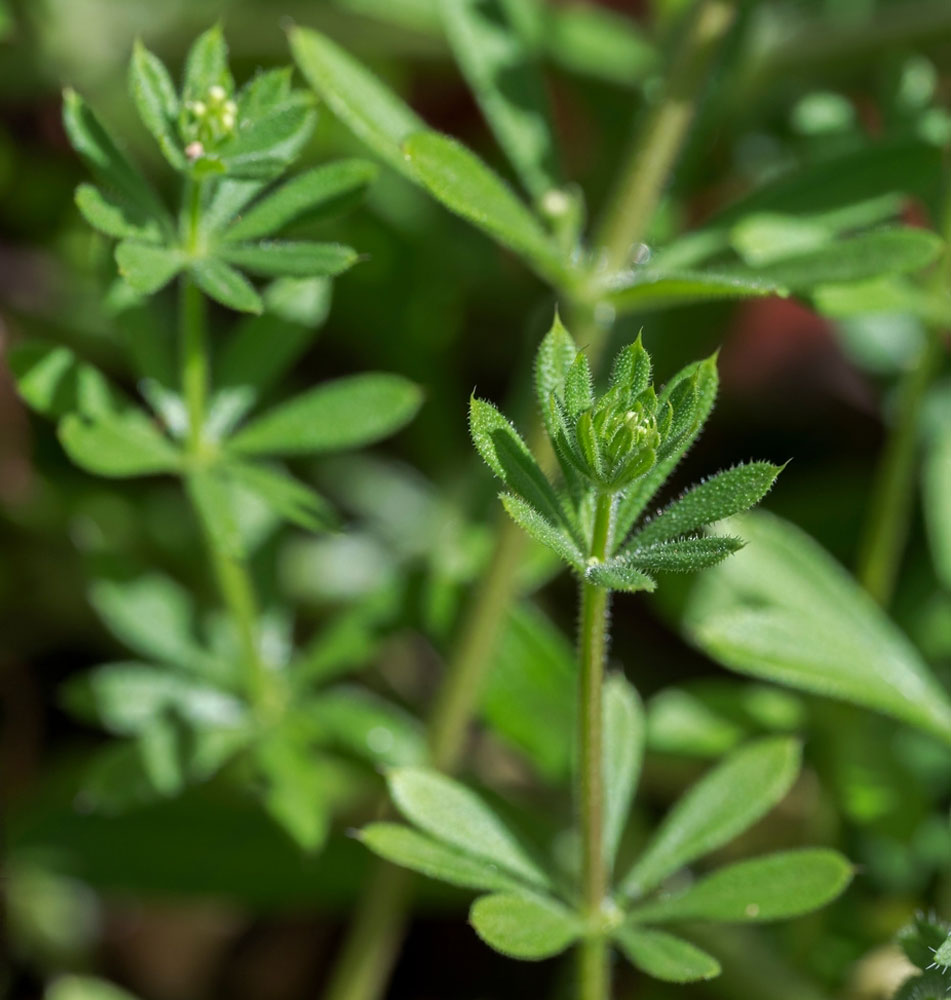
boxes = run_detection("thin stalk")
[595,0,737,274]
[322,3,737,996]
[576,493,614,1000]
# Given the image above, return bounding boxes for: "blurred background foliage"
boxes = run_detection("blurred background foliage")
[1,0,950,999]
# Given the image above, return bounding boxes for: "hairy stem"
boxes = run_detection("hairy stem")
[179,270,266,712]
[595,0,737,274]
[577,493,614,1000]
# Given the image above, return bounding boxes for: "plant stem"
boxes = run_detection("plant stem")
[856,327,945,605]
[181,278,209,455]
[594,0,737,274]
[576,493,614,1000]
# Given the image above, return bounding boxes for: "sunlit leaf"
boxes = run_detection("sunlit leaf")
[614,926,721,982]
[58,411,181,478]
[470,892,579,959]
[190,258,262,313]
[219,240,358,278]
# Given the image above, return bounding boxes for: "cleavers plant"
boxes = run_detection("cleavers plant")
[10,27,425,846]
[359,314,853,996]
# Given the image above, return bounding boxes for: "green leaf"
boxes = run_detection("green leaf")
[218,241,358,278]
[58,411,181,478]
[734,228,943,292]
[402,131,562,280]
[129,40,185,170]
[585,559,655,593]
[115,241,184,294]
[62,88,167,225]
[224,160,378,241]
[182,23,232,107]
[289,27,426,177]
[683,512,951,745]
[360,822,527,892]
[534,310,576,426]
[923,409,951,590]
[218,99,317,178]
[186,468,246,559]
[63,663,244,736]
[630,849,853,924]
[224,460,337,534]
[190,258,262,313]
[608,270,785,315]
[229,373,422,456]
[614,926,721,983]
[481,603,575,782]
[613,536,745,575]
[237,67,292,121]
[500,493,583,569]
[89,575,228,683]
[76,184,163,241]
[9,343,124,420]
[620,736,801,898]
[603,674,644,871]
[627,463,782,549]
[615,355,719,541]
[469,396,565,526]
[304,687,424,767]
[440,0,558,199]
[47,976,141,1000]
[262,275,332,326]
[469,892,579,959]
[255,735,330,851]
[387,767,551,888]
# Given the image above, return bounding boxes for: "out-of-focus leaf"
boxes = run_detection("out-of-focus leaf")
[115,241,184,294]
[186,468,246,559]
[76,184,162,242]
[230,373,422,456]
[219,241,358,278]
[684,513,951,744]
[290,27,426,176]
[440,0,558,199]
[608,270,785,315]
[47,975,141,1000]
[255,736,331,851]
[219,99,317,179]
[224,160,378,241]
[387,767,551,888]
[614,926,721,982]
[603,674,644,870]
[360,823,527,891]
[621,737,801,898]
[129,40,185,170]
[815,278,951,327]
[402,131,562,280]
[481,603,575,781]
[923,398,951,590]
[629,849,853,923]
[9,344,124,420]
[190,258,262,313]
[182,24,232,107]
[58,411,181,478]
[469,892,579,959]
[224,461,337,534]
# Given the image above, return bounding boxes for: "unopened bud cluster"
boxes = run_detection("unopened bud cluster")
[183,83,238,157]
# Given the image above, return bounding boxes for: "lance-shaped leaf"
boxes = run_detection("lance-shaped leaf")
[224,160,378,241]
[629,849,853,924]
[684,512,951,745]
[620,736,801,898]
[469,892,580,959]
[387,767,551,888]
[186,468,246,560]
[440,0,558,200]
[289,27,426,177]
[238,66,292,120]
[603,674,644,870]
[614,926,721,983]
[615,355,719,541]
[609,333,651,395]
[609,270,785,315]
[9,343,125,420]
[360,823,529,893]
[224,460,337,534]
[402,131,563,281]
[500,492,583,569]
[59,411,181,478]
[585,559,656,594]
[116,241,184,294]
[534,310,576,424]
[255,735,331,851]
[62,89,168,225]
[470,395,564,526]
[190,258,262,313]
[76,184,163,242]
[733,228,943,292]
[218,241,358,278]
[218,98,316,179]
[628,463,782,549]
[613,536,745,575]
[229,373,422,456]
[129,40,185,170]
[182,23,232,106]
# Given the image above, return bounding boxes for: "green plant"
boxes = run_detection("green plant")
[358,315,852,996]
[891,914,951,999]
[9,26,424,846]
